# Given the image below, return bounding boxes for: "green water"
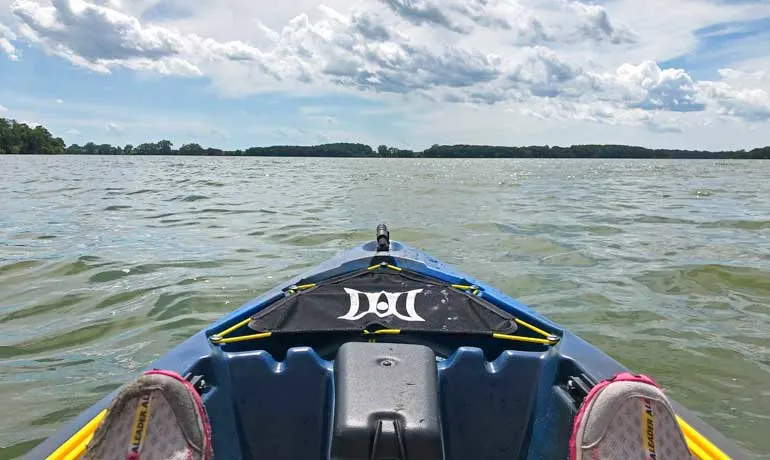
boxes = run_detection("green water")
[1,155,769,458]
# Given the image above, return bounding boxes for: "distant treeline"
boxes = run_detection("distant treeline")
[2,117,769,158]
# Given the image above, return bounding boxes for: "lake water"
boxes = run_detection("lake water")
[1,155,769,458]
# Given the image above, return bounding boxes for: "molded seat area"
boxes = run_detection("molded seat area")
[211,344,560,460]
[224,348,334,460]
[437,347,556,459]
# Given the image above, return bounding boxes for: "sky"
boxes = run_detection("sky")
[0,0,769,151]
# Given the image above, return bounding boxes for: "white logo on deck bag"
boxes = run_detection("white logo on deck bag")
[339,288,425,321]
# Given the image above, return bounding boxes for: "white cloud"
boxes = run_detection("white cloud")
[586,0,770,68]
[381,0,470,34]
[105,121,124,135]
[427,50,769,129]
[0,103,7,113]
[717,68,770,87]
[611,61,705,112]
[0,22,19,60]
[379,0,637,43]
[698,81,770,122]
[508,46,585,97]
[3,0,770,143]
[516,97,687,134]
[8,0,638,85]
[10,0,270,75]
[566,1,637,45]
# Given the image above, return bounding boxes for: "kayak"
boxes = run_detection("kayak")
[28,224,749,460]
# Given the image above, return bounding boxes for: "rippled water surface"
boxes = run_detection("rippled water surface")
[1,156,769,458]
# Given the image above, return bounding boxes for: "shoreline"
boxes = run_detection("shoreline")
[2,117,769,158]
[5,152,770,159]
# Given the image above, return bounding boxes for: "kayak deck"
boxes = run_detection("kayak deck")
[197,260,572,459]
[32,227,748,460]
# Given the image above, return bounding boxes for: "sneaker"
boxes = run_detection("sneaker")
[83,370,212,460]
[570,372,692,460]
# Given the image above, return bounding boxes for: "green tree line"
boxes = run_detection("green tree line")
[2,117,769,158]
[0,118,66,154]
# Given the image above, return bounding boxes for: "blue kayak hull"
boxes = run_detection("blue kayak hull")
[27,238,752,460]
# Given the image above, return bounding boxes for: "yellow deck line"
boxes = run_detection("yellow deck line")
[214,332,272,344]
[492,333,557,345]
[212,317,251,340]
[513,318,551,338]
[678,415,731,460]
[46,409,107,460]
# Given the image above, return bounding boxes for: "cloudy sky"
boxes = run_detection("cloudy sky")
[1,0,769,150]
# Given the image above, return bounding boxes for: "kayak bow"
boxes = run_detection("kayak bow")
[29,225,750,460]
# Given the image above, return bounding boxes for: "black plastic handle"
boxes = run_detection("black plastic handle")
[376,224,390,252]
